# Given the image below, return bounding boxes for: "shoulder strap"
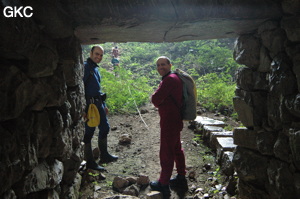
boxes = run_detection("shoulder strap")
[169,72,183,111]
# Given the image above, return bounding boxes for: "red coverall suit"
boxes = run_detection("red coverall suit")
[151,72,187,185]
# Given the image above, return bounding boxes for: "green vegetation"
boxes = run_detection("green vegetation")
[88,172,99,177]
[106,180,113,187]
[197,73,236,114]
[82,39,242,115]
[192,134,203,143]
[88,172,100,185]
[99,66,152,113]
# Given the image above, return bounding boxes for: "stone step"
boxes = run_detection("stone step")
[193,116,227,130]
[220,151,235,176]
[202,125,225,139]
[215,137,237,166]
[190,116,236,178]
[216,137,236,152]
[209,131,233,150]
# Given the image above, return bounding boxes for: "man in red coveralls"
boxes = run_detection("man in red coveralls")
[150,56,187,198]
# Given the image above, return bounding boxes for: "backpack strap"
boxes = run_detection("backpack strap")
[169,72,184,116]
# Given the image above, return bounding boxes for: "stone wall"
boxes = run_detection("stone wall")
[0,13,85,198]
[232,2,300,198]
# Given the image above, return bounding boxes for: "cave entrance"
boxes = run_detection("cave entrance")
[81,39,239,116]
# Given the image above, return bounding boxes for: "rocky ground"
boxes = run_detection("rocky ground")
[78,103,240,199]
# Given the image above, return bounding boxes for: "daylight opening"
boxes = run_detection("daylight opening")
[82,39,241,116]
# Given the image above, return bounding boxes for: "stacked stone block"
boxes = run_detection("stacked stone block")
[193,116,236,178]
[0,14,85,198]
[232,2,300,198]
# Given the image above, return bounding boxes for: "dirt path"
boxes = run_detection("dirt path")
[79,103,236,199]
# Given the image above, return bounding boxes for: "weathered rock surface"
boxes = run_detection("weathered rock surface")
[0,0,280,45]
[0,32,85,198]
[112,175,149,196]
[14,160,63,197]
[146,191,162,199]
[232,12,300,198]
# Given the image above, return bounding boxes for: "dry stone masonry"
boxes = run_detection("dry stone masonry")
[232,3,300,198]
[0,11,85,198]
[191,116,237,189]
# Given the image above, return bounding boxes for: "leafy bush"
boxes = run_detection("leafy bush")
[197,73,235,114]
[99,66,153,114]
[82,38,241,85]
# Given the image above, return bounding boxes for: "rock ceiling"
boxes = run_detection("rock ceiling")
[21,0,282,43]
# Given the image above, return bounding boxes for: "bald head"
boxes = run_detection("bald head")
[156,56,171,65]
[156,56,172,77]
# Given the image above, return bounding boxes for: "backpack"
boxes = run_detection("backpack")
[87,103,100,127]
[174,68,197,121]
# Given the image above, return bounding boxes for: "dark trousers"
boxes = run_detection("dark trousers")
[84,98,110,144]
[158,129,186,185]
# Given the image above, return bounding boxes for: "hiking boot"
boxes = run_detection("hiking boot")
[98,137,118,164]
[150,181,171,199]
[84,143,106,172]
[170,174,187,186]
[86,161,106,172]
[99,153,118,164]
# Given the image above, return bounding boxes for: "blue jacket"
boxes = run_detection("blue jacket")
[83,58,102,97]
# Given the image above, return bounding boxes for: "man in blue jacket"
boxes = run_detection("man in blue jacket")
[83,45,118,171]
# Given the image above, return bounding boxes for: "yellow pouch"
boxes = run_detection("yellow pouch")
[87,103,100,127]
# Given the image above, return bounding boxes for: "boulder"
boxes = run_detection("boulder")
[113,176,130,192]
